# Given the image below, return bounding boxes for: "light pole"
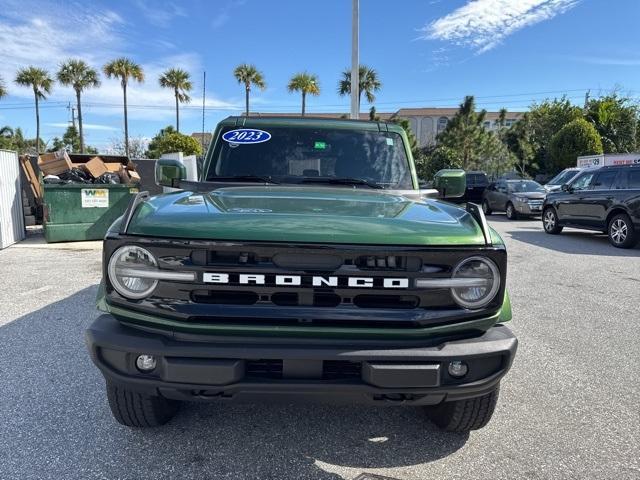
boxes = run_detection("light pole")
[350,0,359,120]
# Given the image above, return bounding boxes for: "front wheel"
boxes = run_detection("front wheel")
[505,202,518,220]
[425,388,499,432]
[608,213,638,248]
[543,208,563,234]
[106,382,180,427]
[482,199,492,215]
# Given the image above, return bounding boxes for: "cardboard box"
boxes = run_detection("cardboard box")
[128,170,141,183]
[105,162,123,173]
[83,156,108,179]
[38,151,72,176]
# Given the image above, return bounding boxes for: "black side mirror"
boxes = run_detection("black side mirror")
[561,183,571,192]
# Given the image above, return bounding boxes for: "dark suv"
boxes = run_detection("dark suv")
[542,164,640,248]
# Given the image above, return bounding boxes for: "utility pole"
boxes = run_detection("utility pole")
[350,0,359,120]
[202,71,206,154]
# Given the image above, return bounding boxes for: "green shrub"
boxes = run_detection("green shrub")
[550,119,603,170]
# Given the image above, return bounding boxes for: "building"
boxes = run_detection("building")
[195,107,524,150]
[392,108,524,148]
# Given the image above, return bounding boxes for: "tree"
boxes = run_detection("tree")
[0,75,7,99]
[436,96,488,170]
[0,126,41,154]
[418,145,461,182]
[109,136,147,158]
[338,65,382,110]
[48,125,98,153]
[159,68,192,132]
[550,119,603,170]
[14,66,54,155]
[585,94,637,153]
[391,117,419,158]
[287,72,320,116]
[146,126,202,158]
[233,64,266,116]
[526,97,583,172]
[504,112,537,177]
[57,59,100,153]
[103,58,144,157]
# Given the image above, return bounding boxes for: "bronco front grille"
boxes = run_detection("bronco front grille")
[106,237,507,328]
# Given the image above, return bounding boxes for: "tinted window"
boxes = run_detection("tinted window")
[507,181,545,193]
[207,126,412,189]
[547,169,580,186]
[467,173,488,186]
[570,172,596,190]
[628,170,640,189]
[591,170,618,190]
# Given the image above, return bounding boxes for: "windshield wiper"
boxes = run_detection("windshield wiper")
[301,177,383,189]
[209,175,280,184]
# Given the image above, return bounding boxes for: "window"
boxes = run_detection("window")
[591,170,618,190]
[507,180,545,193]
[437,117,448,132]
[627,170,640,189]
[207,126,413,189]
[483,121,491,129]
[570,172,595,190]
[468,173,488,186]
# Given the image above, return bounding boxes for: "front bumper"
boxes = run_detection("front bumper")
[514,202,543,215]
[86,314,517,406]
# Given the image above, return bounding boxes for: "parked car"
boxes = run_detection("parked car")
[542,164,640,248]
[544,168,584,192]
[482,179,546,219]
[85,116,518,432]
[449,171,489,204]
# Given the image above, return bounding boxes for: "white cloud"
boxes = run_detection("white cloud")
[133,0,187,28]
[45,122,119,131]
[421,0,581,53]
[0,2,239,122]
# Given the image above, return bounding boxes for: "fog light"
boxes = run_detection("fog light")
[448,361,468,378]
[136,354,157,372]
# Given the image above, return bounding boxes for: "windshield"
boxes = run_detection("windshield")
[547,169,579,186]
[206,126,413,189]
[507,181,545,193]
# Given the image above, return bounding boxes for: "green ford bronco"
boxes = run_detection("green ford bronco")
[85,116,517,432]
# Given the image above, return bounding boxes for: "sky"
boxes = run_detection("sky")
[1,0,639,151]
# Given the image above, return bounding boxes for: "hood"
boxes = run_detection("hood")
[511,191,546,200]
[126,186,486,245]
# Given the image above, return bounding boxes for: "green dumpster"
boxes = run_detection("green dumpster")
[43,183,139,242]
[41,154,140,243]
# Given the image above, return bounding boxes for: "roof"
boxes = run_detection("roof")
[219,115,405,133]
[245,112,395,120]
[394,108,525,120]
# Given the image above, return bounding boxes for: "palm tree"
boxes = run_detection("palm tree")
[15,67,54,155]
[57,59,100,153]
[0,75,7,99]
[287,72,320,116]
[159,68,192,133]
[103,58,144,157]
[338,65,382,111]
[233,64,266,116]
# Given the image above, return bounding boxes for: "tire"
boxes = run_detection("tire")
[106,382,180,428]
[505,202,518,220]
[542,207,563,234]
[482,199,492,215]
[608,213,638,248]
[426,388,499,432]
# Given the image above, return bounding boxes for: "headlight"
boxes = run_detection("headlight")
[108,246,159,299]
[450,256,500,309]
[513,196,527,202]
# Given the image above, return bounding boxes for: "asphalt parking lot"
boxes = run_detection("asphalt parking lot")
[0,217,638,480]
